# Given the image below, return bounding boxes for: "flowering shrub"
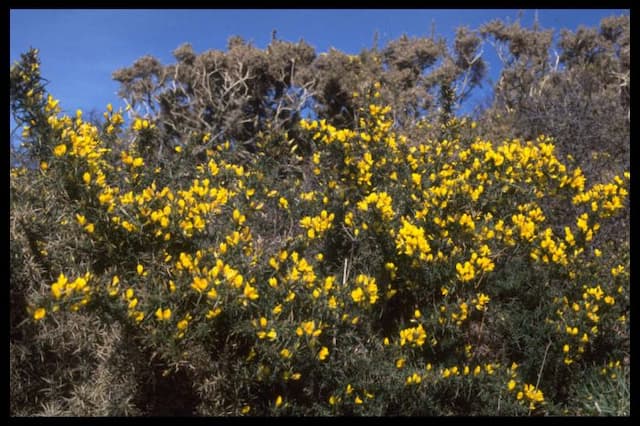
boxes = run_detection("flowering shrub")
[11,48,629,416]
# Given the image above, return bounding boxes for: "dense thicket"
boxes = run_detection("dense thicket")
[10,14,629,416]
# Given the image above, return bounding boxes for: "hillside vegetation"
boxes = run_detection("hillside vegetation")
[10,15,629,416]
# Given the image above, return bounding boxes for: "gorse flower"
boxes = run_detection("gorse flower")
[521,384,545,410]
[33,307,46,321]
[155,307,172,321]
[396,218,432,260]
[399,324,427,347]
[318,346,329,361]
[456,261,475,282]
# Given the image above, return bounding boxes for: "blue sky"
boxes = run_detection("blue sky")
[10,9,628,131]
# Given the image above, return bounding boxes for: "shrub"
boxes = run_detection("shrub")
[10,42,628,416]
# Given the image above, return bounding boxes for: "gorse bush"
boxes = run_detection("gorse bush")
[10,22,629,416]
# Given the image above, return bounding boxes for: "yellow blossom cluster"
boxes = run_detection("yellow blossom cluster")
[300,210,335,240]
[356,192,395,222]
[350,274,378,305]
[517,384,545,411]
[399,324,427,347]
[395,218,432,261]
[46,272,93,313]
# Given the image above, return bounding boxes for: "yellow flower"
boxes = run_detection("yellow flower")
[232,209,246,225]
[53,144,67,156]
[191,276,208,292]
[279,197,289,210]
[455,261,475,282]
[564,226,575,246]
[107,278,124,296]
[344,212,354,226]
[523,384,544,409]
[155,307,171,321]
[51,273,67,299]
[275,395,283,408]
[207,287,218,299]
[280,348,292,359]
[318,346,329,361]
[257,317,268,328]
[399,324,427,347]
[285,291,296,302]
[406,373,422,385]
[243,284,259,300]
[577,213,589,233]
[33,307,46,321]
[132,118,150,131]
[474,293,490,311]
[351,287,365,303]
[611,265,624,277]
[206,308,222,319]
[297,320,320,337]
[511,214,535,241]
[395,218,431,259]
[565,325,578,335]
[328,296,337,309]
[76,214,86,226]
[82,172,91,185]
[267,329,277,340]
[459,213,476,231]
